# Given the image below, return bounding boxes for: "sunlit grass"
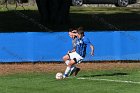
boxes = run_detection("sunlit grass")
[70,6,140,14]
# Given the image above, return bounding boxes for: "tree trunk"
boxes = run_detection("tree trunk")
[36,0,71,26]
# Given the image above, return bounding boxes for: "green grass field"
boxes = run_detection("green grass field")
[0,69,140,93]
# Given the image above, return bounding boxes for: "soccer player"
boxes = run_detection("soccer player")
[63,27,94,78]
[65,28,80,76]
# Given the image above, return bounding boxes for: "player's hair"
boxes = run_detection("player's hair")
[77,27,84,35]
[69,28,73,32]
[69,28,77,33]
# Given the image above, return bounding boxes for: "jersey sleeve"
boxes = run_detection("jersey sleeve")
[84,37,92,45]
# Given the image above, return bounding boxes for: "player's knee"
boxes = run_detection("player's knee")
[63,55,69,61]
[63,56,67,61]
[62,56,65,61]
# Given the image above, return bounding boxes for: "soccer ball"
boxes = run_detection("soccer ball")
[56,72,63,80]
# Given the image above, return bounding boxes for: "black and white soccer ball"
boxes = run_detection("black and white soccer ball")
[56,72,63,80]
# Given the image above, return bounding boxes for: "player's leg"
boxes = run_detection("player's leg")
[63,53,77,76]
[63,54,69,62]
[69,64,77,76]
[65,61,77,76]
[74,67,80,76]
[69,52,83,76]
[63,54,71,77]
[63,59,76,78]
[63,54,74,68]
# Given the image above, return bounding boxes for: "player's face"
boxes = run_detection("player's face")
[69,32,74,38]
[69,30,77,39]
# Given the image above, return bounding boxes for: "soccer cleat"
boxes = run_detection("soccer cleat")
[74,68,80,76]
[63,74,68,79]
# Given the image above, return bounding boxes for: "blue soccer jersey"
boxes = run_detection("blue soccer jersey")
[75,36,91,58]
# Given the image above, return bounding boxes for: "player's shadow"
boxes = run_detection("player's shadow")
[81,72,128,77]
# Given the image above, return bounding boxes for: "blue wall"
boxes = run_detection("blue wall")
[0,31,140,62]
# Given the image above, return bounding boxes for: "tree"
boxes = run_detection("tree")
[36,0,71,27]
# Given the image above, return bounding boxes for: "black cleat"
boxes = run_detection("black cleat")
[74,68,80,76]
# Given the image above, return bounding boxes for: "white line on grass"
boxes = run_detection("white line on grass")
[77,77,140,84]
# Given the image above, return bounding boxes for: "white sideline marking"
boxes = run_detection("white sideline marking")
[77,77,140,84]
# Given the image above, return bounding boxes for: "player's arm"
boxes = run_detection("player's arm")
[84,38,94,56]
[90,44,94,56]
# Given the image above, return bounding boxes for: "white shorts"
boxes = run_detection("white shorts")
[68,52,83,64]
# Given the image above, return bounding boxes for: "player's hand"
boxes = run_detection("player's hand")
[90,51,94,56]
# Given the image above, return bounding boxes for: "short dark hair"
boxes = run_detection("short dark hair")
[69,28,77,33]
[69,28,73,32]
[77,27,84,35]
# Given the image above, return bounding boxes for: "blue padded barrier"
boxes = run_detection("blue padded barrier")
[0,31,140,62]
